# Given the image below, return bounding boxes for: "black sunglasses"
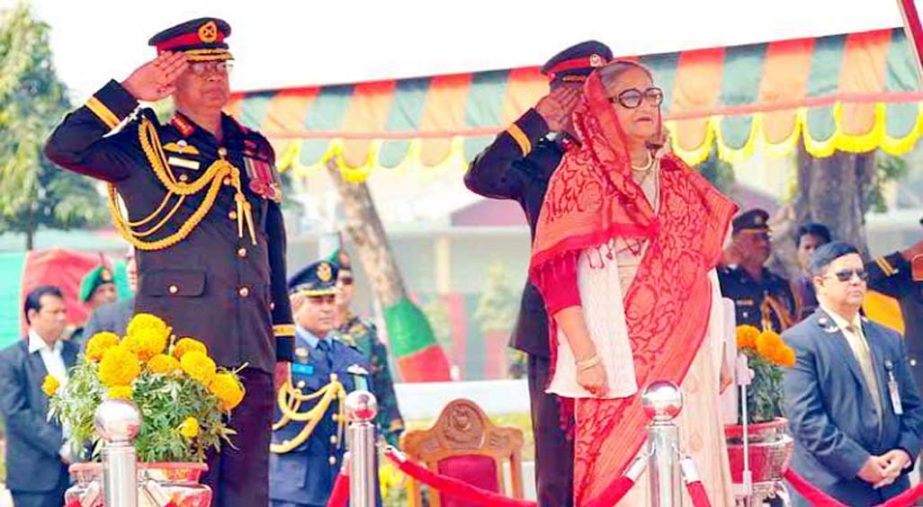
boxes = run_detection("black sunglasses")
[825,268,869,282]
[609,87,664,109]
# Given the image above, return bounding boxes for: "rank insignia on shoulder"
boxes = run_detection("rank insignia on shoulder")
[167,156,201,171]
[339,334,357,347]
[350,323,366,335]
[163,141,200,156]
[295,347,309,359]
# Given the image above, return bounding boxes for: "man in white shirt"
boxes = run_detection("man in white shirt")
[783,242,923,506]
[0,286,79,507]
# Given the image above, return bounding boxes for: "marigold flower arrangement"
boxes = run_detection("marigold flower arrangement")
[45,313,245,463]
[735,324,796,424]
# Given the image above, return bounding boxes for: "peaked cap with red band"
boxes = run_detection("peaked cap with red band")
[541,40,613,85]
[148,17,233,62]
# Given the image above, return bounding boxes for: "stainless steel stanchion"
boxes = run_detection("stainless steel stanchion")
[642,381,685,507]
[345,390,378,507]
[95,399,142,507]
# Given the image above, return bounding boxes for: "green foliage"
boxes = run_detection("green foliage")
[0,3,107,248]
[740,355,785,424]
[866,153,909,213]
[473,262,519,333]
[694,146,736,195]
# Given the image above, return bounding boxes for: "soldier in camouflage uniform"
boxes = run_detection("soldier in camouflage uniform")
[328,248,404,446]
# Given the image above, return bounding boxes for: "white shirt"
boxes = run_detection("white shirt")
[28,329,72,460]
[28,329,68,388]
[820,305,882,421]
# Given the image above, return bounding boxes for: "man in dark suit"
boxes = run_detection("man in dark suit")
[783,242,923,506]
[82,248,137,341]
[464,41,612,507]
[0,286,79,507]
[43,18,294,506]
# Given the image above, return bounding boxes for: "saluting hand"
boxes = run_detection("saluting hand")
[535,86,582,133]
[122,51,189,102]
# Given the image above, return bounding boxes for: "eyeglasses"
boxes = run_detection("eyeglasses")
[825,268,869,282]
[189,61,233,76]
[339,277,354,286]
[610,87,664,109]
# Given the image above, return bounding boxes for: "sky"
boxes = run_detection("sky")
[5,0,908,100]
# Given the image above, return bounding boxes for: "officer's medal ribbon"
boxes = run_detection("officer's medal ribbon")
[243,155,282,203]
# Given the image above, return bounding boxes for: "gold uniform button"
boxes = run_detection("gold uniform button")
[228,211,238,220]
[179,174,189,182]
[237,248,247,258]
[270,302,276,311]
[238,287,250,298]
[223,178,231,186]
[168,285,179,295]
[330,436,338,445]
[218,147,227,158]
[328,456,337,466]
[296,380,305,389]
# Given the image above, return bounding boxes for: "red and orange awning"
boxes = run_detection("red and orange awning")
[226,28,921,180]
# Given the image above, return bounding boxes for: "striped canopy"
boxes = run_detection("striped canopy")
[226,28,922,181]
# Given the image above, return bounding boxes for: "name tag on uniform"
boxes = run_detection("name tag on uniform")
[885,360,904,415]
[292,363,315,377]
[168,156,201,171]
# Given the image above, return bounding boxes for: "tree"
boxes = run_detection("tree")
[0,3,107,250]
[326,160,450,382]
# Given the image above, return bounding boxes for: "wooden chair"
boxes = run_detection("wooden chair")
[400,398,525,507]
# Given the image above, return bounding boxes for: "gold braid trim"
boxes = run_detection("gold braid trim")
[271,377,345,454]
[106,117,256,251]
[761,295,794,332]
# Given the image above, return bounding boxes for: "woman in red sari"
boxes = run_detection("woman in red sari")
[530,60,737,506]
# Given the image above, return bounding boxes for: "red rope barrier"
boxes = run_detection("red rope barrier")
[784,468,923,507]
[384,448,537,507]
[584,476,636,507]
[685,480,711,507]
[326,471,350,507]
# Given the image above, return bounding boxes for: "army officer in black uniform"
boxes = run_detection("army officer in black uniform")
[464,41,612,507]
[43,18,294,507]
[718,209,796,332]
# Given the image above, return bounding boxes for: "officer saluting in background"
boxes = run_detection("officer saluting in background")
[44,18,294,506]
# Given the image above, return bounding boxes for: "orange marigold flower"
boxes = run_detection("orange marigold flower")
[85,332,120,362]
[41,375,60,397]
[172,338,208,360]
[209,372,245,412]
[736,325,760,351]
[107,385,133,400]
[98,345,141,387]
[178,417,200,439]
[181,351,216,386]
[126,313,168,339]
[147,354,181,375]
[123,326,169,362]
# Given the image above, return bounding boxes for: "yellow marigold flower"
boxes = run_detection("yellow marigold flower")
[85,332,120,362]
[756,330,790,366]
[172,337,208,360]
[777,345,797,367]
[123,327,168,362]
[181,351,216,386]
[179,417,200,439]
[41,375,60,397]
[736,325,760,351]
[126,313,168,339]
[98,345,141,387]
[108,385,133,400]
[147,354,181,375]
[209,372,245,411]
